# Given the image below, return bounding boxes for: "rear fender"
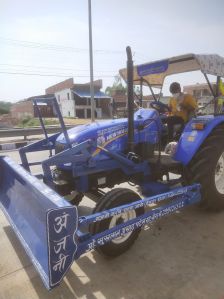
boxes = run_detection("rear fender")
[174,115,224,165]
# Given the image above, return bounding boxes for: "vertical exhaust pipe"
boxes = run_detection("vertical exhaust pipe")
[126,46,134,152]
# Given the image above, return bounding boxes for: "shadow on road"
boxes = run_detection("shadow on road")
[2,206,224,299]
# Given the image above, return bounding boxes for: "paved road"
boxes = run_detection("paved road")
[0,150,224,299]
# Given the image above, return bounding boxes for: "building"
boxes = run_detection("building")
[183,83,216,114]
[110,90,127,117]
[109,89,163,116]
[141,94,163,108]
[45,78,112,119]
[11,94,54,119]
[183,82,216,98]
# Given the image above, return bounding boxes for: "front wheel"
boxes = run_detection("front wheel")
[90,188,144,257]
[186,125,224,211]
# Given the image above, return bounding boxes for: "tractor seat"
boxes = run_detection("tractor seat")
[162,122,184,137]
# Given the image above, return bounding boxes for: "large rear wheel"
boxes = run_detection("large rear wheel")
[186,125,224,211]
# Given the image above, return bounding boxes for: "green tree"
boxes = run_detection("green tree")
[0,101,12,115]
[105,75,127,96]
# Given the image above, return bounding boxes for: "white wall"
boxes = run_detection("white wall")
[54,88,75,117]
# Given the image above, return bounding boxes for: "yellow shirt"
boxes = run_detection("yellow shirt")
[169,94,197,122]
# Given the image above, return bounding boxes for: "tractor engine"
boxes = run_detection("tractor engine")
[53,108,162,196]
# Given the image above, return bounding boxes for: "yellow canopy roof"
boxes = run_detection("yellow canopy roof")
[119,53,224,86]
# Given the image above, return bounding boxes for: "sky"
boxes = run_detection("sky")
[0,0,224,102]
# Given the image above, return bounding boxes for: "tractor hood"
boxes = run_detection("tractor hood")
[57,118,128,145]
[56,108,161,149]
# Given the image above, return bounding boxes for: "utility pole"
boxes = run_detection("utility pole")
[88,0,95,122]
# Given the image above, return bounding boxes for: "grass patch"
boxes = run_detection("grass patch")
[18,117,59,127]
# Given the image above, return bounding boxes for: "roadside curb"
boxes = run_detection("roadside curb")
[0,141,31,151]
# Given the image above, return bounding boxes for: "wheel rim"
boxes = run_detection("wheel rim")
[215,152,224,194]
[109,210,136,244]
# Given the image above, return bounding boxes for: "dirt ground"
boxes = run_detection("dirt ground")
[0,150,224,299]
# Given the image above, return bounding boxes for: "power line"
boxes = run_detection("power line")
[0,70,116,78]
[0,37,148,58]
[0,63,117,73]
[0,37,124,54]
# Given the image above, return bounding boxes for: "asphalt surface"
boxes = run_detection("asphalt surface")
[0,150,224,299]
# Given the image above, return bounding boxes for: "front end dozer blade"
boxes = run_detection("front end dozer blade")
[0,156,78,289]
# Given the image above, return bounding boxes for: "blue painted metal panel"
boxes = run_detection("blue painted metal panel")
[0,156,78,289]
[76,184,201,257]
[42,138,151,192]
[55,108,162,170]
[78,185,200,227]
[47,207,78,288]
[174,115,224,165]
[0,156,201,289]
[0,94,205,291]
[56,108,161,145]
[137,60,169,77]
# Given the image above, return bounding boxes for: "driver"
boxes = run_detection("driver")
[166,82,197,141]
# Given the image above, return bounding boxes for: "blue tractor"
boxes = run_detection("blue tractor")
[0,47,224,289]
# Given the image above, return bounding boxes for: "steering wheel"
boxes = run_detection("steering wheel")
[150,101,170,114]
